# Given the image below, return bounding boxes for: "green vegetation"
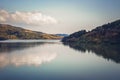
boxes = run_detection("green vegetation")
[62,19,120,44]
[0,24,62,40]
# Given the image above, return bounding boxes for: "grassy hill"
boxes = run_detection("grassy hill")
[0,24,63,40]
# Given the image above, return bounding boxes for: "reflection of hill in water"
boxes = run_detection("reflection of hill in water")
[63,42,120,63]
[0,41,58,67]
[0,41,59,67]
[0,42,58,53]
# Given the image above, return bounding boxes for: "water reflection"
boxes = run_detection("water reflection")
[63,42,120,63]
[0,40,120,80]
[0,41,58,67]
[0,41,59,53]
[0,52,56,67]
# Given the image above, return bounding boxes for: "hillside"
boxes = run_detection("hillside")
[0,24,62,40]
[62,19,120,44]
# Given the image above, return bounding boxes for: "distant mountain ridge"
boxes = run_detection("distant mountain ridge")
[62,19,120,44]
[0,24,62,40]
[56,34,69,37]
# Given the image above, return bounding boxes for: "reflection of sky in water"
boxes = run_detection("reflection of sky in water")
[0,52,57,67]
[0,40,59,67]
[0,40,120,80]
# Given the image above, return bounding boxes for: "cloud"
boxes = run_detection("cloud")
[0,10,57,26]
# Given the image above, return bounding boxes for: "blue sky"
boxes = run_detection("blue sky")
[0,0,120,34]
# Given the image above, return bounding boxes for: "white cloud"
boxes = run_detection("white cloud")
[0,10,57,26]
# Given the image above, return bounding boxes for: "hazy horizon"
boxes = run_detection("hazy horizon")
[0,0,120,34]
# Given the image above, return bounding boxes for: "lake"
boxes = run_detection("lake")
[0,40,120,80]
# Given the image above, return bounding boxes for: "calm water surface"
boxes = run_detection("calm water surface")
[0,40,120,80]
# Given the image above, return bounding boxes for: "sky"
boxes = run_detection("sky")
[0,0,120,34]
